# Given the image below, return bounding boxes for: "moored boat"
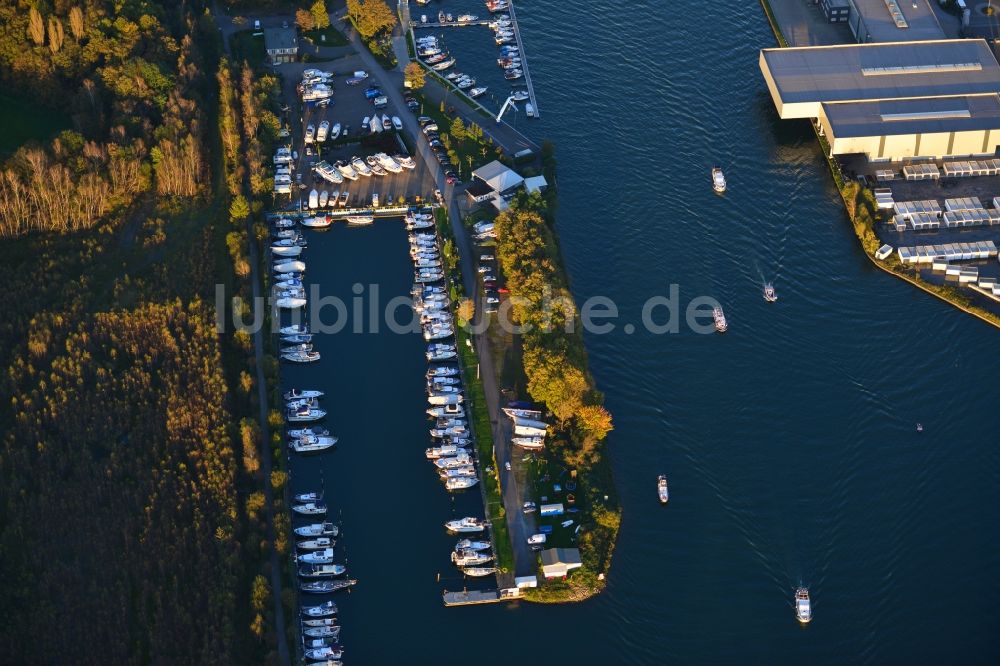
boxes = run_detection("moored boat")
[300,579,357,594]
[301,600,338,617]
[297,537,335,550]
[291,502,327,516]
[298,563,346,578]
[445,516,486,533]
[463,567,498,577]
[294,522,338,538]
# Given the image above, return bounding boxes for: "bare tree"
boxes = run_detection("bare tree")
[48,17,64,54]
[69,6,85,41]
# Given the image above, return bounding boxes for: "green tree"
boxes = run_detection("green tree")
[450,116,466,140]
[404,61,425,89]
[311,0,331,29]
[229,194,250,224]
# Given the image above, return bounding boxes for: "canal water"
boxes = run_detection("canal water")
[285,1,1000,662]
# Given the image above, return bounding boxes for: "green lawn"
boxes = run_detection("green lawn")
[304,25,348,47]
[229,30,267,70]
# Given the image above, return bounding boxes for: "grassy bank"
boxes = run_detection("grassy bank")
[758,0,1000,332]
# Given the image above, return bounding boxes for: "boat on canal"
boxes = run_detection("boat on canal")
[445,516,486,533]
[446,476,478,490]
[285,389,324,401]
[302,600,338,617]
[658,475,669,504]
[451,549,493,566]
[713,306,727,333]
[455,539,491,551]
[712,166,727,193]
[764,282,778,302]
[293,490,324,503]
[463,567,498,577]
[295,522,339,538]
[795,588,812,624]
[300,579,357,594]
[291,502,327,516]
[297,537,335,550]
[298,548,335,564]
[346,215,375,226]
[289,435,337,453]
[302,617,339,628]
[303,625,341,639]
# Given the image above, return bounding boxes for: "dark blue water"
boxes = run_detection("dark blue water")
[284,1,1000,662]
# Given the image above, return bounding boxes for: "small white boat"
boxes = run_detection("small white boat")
[502,407,543,419]
[527,533,546,545]
[285,389,324,401]
[795,588,812,624]
[451,548,492,566]
[277,297,308,310]
[511,90,529,101]
[300,578,355,594]
[329,122,341,141]
[511,436,544,449]
[351,156,373,177]
[292,502,327,516]
[658,475,669,504]
[469,86,488,98]
[304,647,343,661]
[303,626,341,639]
[271,243,304,257]
[712,166,727,193]
[301,600,338,617]
[317,121,330,142]
[713,306,727,333]
[294,522,338,538]
[764,282,777,302]
[299,563,346,578]
[289,435,337,453]
[286,407,327,422]
[301,215,331,228]
[525,103,534,117]
[293,490,324,503]
[281,350,320,362]
[287,427,329,439]
[455,539,491,551]
[274,260,306,273]
[463,567,497,577]
[318,190,329,207]
[280,324,309,336]
[302,617,339,627]
[445,516,486,533]
[297,537,335,550]
[446,476,478,490]
[346,215,375,226]
[434,454,473,469]
[305,124,316,143]
[298,548,336,564]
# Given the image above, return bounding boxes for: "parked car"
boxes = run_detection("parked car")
[523,501,537,514]
[417,116,433,125]
[479,254,495,262]
[364,86,381,99]
[498,286,510,294]
[407,100,420,110]
[445,174,458,185]
[373,96,388,108]
[433,189,443,202]
[422,124,439,134]
[477,265,491,274]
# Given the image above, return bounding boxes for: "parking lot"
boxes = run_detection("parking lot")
[275,58,439,211]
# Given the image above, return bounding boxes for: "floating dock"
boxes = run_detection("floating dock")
[442,588,521,606]
[504,0,539,118]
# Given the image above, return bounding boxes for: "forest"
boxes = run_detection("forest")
[0,0,270,662]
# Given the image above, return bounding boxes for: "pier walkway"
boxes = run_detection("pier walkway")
[443,588,521,606]
[504,0,539,117]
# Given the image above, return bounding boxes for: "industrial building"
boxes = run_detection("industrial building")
[844,0,944,43]
[760,39,1000,161]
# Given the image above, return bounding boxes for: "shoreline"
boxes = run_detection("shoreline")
[757,0,1000,333]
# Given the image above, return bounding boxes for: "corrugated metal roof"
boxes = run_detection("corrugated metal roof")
[762,39,1000,104]
[823,94,1000,137]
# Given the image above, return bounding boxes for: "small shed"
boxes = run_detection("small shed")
[514,575,538,589]
[524,175,548,194]
[540,548,582,579]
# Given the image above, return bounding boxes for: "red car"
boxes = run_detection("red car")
[498,287,510,294]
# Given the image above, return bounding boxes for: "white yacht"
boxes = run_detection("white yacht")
[455,539,491,551]
[298,563,346,578]
[298,548,335,564]
[764,282,778,302]
[440,465,476,478]
[434,454,473,469]
[293,490,324,503]
[426,405,465,419]
[463,567,497,577]
[796,588,812,624]
[289,435,337,453]
[346,215,375,226]
[316,120,330,142]
[658,475,669,504]
[303,626,340,639]
[286,406,327,422]
[301,617,339,628]
[304,124,316,143]
[713,306,727,333]
[287,426,329,439]
[281,350,320,362]
[318,190,329,208]
[329,122,341,140]
[451,549,493,566]
[446,476,478,490]
[426,445,469,459]
[511,436,544,449]
[351,156,373,177]
[301,215,331,228]
[277,297,308,310]
[712,166,727,193]
[301,600,338,617]
[469,86,488,98]
[336,160,359,180]
[285,389,324,401]
[273,260,306,273]
[295,523,338,538]
[445,516,486,533]
[291,502,328,516]
[297,538,334,550]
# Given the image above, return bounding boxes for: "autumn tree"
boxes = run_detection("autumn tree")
[457,298,475,326]
[450,116,466,140]
[576,405,613,441]
[311,0,331,29]
[295,7,315,31]
[28,7,45,46]
[229,194,250,223]
[347,0,397,39]
[404,61,425,89]
[69,6,85,40]
[47,17,64,53]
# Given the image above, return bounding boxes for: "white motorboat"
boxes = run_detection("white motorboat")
[426,445,469,459]
[280,324,309,336]
[658,475,669,504]
[796,588,812,624]
[301,600,338,617]
[281,350,320,362]
[329,122,341,140]
[502,406,543,419]
[511,89,529,101]
[426,366,460,379]
[463,567,498,577]
[285,389,324,401]
[287,406,327,421]
[469,86,488,98]
[451,549,493,566]
[456,13,478,22]
[314,161,344,184]
[302,617,339,628]
[275,282,304,293]
[274,260,306,273]
[300,578,355,594]
[764,282,778,302]
[273,217,296,229]
[432,58,456,71]
[445,516,486,533]
[303,626,341,639]
[439,464,476,478]
[527,533,546,546]
[317,120,330,142]
[277,297,308,310]
[304,647,343,661]
[301,84,334,102]
[455,539,491,551]
[713,306,727,333]
[295,522,339,538]
[304,124,316,143]
[427,376,460,387]
[271,243,304,257]
[297,537,335,550]
[346,215,375,225]
[395,154,415,169]
[298,562,346,577]
[712,166,727,193]
[511,436,544,449]
[513,416,548,432]
[336,161,359,181]
[289,435,337,453]
[446,476,478,490]
[318,190,329,207]
[392,116,403,131]
[292,502,327,516]
[525,103,535,117]
[351,156,373,177]
[298,548,335,564]
[287,427,329,439]
[375,152,402,173]
[301,215,332,228]
[426,350,457,363]
[293,490,324,503]
[434,454,473,469]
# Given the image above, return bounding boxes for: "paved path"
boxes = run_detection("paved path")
[213,5,292,663]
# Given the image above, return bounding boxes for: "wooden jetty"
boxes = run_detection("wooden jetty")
[505,0,539,117]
